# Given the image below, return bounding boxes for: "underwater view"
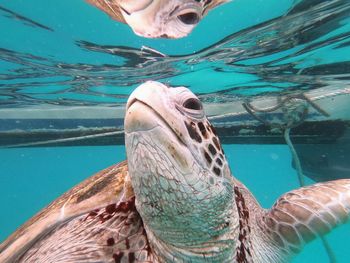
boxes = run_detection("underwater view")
[1,0,350,262]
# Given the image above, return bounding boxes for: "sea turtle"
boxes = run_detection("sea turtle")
[86,0,229,38]
[1,81,350,262]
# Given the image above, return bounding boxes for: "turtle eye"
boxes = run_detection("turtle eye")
[183,98,203,111]
[178,12,200,25]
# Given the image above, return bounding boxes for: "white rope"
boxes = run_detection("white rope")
[4,130,124,148]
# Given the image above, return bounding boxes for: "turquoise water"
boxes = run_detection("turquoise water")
[1,0,350,262]
[1,0,350,104]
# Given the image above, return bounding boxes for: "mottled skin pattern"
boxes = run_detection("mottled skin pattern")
[86,0,229,38]
[20,195,153,263]
[1,81,350,262]
[0,162,155,262]
[124,81,350,262]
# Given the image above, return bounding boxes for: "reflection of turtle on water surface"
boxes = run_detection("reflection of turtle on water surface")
[1,81,350,262]
[86,0,229,38]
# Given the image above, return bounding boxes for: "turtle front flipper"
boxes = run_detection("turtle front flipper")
[258,179,350,261]
[0,162,154,263]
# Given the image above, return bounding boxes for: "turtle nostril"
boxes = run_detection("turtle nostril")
[178,12,200,25]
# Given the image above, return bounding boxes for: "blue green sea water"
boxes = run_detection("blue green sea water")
[1,0,350,262]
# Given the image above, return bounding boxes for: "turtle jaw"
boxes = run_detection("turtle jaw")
[125,99,186,147]
[125,97,192,174]
[125,81,189,147]
[124,81,195,175]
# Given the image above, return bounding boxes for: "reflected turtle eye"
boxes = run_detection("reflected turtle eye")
[183,98,203,110]
[178,12,200,25]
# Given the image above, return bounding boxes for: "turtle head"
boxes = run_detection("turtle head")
[118,0,229,38]
[125,81,231,179]
[125,81,235,259]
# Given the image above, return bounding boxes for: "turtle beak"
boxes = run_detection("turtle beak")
[125,99,158,133]
[125,81,187,146]
[125,81,191,170]
[125,81,168,112]
[118,0,154,14]
[125,81,169,134]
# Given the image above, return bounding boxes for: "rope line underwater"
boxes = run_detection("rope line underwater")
[243,93,336,263]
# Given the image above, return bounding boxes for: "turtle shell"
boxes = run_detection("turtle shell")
[0,161,153,262]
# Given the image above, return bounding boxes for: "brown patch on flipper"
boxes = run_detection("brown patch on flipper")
[86,0,126,23]
[19,197,154,262]
[261,179,350,254]
[0,162,129,262]
[202,0,230,16]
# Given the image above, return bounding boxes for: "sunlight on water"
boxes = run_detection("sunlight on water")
[0,0,349,107]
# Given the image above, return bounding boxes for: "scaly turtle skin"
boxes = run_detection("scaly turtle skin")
[1,81,350,262]
[0,162,151,262]
[86,0,229,38]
